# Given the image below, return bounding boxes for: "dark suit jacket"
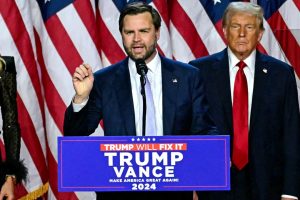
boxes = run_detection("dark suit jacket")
[64,55,215,200]
[189,49,300,200]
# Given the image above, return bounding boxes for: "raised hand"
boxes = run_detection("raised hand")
[72,64,94,104]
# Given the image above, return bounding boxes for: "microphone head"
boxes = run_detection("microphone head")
[135,59,148,76]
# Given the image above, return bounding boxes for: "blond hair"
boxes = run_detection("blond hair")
[222,2,265,30]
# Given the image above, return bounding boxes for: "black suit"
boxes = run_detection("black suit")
[189,49,300,200]
[64,55,215,200]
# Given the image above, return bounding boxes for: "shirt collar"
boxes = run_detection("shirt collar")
[228,48,256,74]
[128,52,160,75]
[146,52,160,74]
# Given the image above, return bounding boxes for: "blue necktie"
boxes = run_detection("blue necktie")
[145,75,156,136]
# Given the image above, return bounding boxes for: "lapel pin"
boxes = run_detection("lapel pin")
[172,78,178,83]
[263,68,268,73]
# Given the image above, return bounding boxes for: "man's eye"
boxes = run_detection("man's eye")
[231,25,240,29]
[246,25,255,30]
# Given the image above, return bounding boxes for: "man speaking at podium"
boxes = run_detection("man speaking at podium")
[64,2,215,200]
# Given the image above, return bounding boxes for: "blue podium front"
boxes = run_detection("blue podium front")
[58,135,230,192]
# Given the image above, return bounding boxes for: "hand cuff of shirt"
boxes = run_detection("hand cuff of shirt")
[282,194,298,199]
[72,96,89,112]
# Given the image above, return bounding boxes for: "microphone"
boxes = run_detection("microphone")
[135,59,148,76]
[135,59,148,136]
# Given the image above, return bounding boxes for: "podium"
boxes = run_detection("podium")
[58,135,230,192]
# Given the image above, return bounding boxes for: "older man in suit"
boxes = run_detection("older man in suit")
[189,2,300,200]
[64,2,215,200]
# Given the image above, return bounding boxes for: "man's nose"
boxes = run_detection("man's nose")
[239,27,246,37]
[133,32,141,41]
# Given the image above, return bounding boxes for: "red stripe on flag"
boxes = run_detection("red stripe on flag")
[45,15,83,74]
[153,0,169,28]
[293,0,300,11]
[35,30,66,133]
[256,43,268,55]
[15,183,28,199]
[97,12,126,64]
[169,0,209,58]
[268,12,300,77]
[0,0,45,117]
[47,144,78,200]
[214,20,226,45]
[73,0,101,55]
[17,94,48,183]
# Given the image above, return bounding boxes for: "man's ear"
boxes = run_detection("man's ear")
[156,27,160,40]
[257,29,264,42]
[222,27,228,39]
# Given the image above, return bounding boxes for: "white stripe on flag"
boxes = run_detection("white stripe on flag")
[57,3,102,68]
[260,18,289,64]
[151,3,173,58]
[20,139,43,192]
[170,22,195,62]
[177,0,226,54]
[0,16,46,158]
[98,0,125,55]
[279,0,300,45]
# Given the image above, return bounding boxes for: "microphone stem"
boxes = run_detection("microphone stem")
[140,75,147,136]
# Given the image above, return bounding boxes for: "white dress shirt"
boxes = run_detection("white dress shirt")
[128,53,163,136]
[228,48,255,125]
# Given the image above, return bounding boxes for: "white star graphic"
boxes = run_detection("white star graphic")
[213,0,221,5]
[45,0,51,3]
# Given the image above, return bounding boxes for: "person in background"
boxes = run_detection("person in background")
[0,55,27,200]
[64,2,215,200]
[190,2,300,200]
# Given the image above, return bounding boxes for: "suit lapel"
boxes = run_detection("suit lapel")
[213,50,233,131]
[161,57,178,135]
[250,52,270,129]
[113,59,136,136]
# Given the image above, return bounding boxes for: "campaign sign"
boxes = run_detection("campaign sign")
[58,135,230,192]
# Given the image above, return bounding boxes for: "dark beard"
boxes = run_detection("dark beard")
[123,39,157,62]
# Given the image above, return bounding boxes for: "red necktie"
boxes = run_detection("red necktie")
[232,61,248,170]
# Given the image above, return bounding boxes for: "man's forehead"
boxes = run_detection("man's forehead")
[230,12,257,20]
[229,14,258,23]
[124,12,152,20]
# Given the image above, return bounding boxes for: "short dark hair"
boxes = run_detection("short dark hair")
[118,2,161,32]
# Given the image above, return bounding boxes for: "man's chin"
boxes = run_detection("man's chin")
[131,55,146,61]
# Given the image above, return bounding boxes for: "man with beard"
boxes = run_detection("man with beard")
[64,2,215,200]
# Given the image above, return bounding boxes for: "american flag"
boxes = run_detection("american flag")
[0,0,299,199]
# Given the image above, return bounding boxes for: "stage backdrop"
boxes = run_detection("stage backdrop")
[0,0,299,199]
